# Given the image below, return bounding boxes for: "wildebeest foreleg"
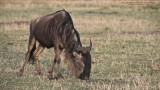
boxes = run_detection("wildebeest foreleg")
[48,47,63,80]
[33,44,45,75]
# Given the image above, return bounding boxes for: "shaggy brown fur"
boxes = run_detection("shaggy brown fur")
[17,10,92,80]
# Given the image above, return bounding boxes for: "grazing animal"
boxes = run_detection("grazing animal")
[17,10,92,80]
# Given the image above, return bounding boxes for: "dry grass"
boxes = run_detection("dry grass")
[0,0,160,90]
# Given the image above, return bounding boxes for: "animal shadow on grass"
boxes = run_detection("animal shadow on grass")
[85,78,128,85]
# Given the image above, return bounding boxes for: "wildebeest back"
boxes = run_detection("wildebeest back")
[31,10,75,48]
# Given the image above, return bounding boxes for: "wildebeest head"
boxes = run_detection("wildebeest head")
[73,40,92,80]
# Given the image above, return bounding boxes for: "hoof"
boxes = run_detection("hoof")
[48,71,54,80]
[48,77,57,80]
[17,71,23,77]
[34,72,42,76]
[48,75,54,80]
[57,73,64,79]
[48,74,64,80]
[29,56,34,64]
[17,69,24,77]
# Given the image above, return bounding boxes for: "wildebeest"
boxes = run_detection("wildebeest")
[17,10,92,80]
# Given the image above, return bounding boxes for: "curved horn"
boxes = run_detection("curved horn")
[87,39,92,51]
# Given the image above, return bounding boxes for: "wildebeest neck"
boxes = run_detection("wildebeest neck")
[65,28,82,51]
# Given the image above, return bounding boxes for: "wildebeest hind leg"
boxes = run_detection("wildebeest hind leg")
[33,44,45,75]
[17,36,36,76]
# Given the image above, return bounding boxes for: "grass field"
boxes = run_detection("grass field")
[0,0,160,90]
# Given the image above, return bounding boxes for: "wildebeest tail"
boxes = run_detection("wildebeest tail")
[28,43,36,64]
[28,20,36,64]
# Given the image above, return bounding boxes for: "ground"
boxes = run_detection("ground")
[0,0,160,90]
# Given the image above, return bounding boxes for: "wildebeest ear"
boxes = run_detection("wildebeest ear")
[86,39,92,51]
[74,42,82,51]
[73,52,78,57]
[73,52,82,58]
[75,45,83,52]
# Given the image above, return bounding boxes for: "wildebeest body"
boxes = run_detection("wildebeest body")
[18,10,92,80]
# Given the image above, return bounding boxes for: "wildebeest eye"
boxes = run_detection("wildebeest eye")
[77,51,81,54]
[82,50,88,54]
